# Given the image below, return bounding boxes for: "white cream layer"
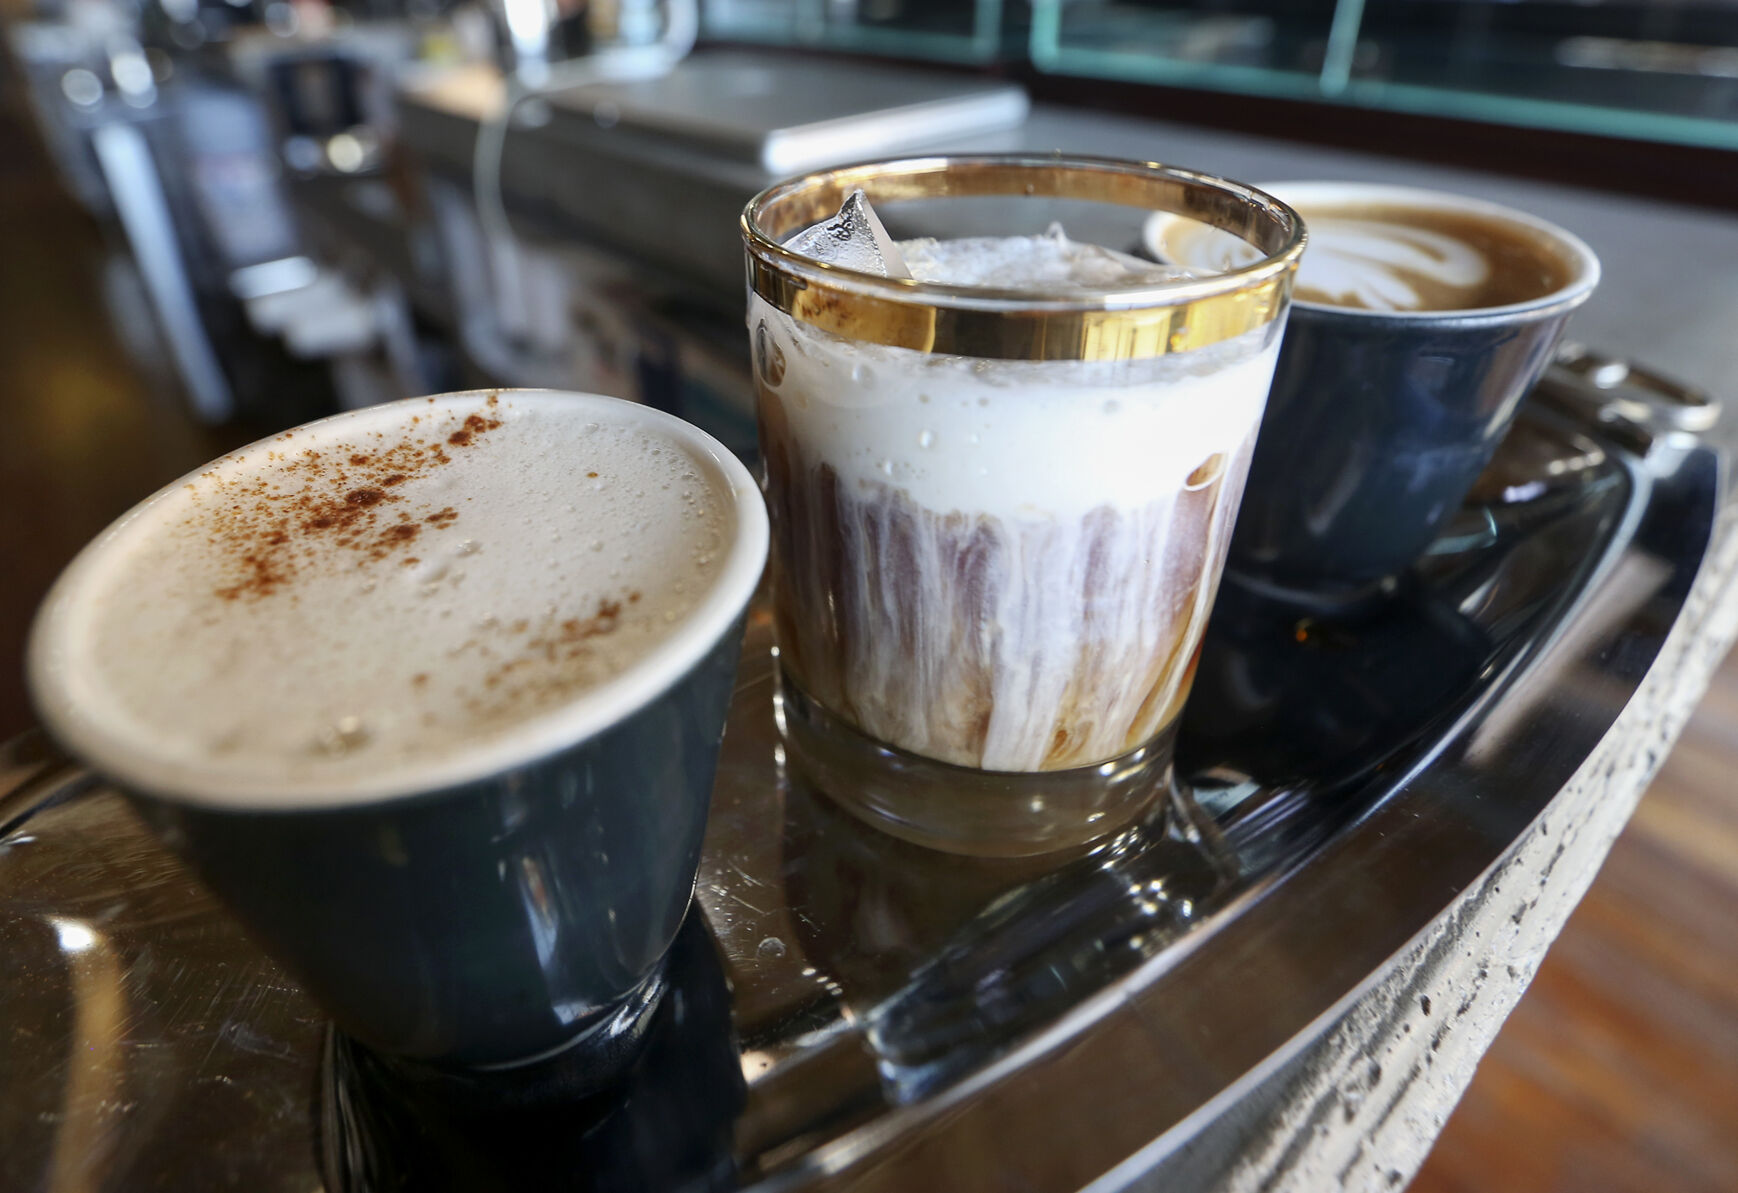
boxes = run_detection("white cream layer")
[751,292,1280,520]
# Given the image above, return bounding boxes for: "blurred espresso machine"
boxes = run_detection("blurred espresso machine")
[230,0,1025,459]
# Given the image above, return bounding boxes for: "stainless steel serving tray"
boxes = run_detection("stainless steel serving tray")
[0,374,1720,1193]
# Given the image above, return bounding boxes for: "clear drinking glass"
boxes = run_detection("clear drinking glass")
[741,155,1305,856]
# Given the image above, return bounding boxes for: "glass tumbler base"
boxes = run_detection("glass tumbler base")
[775,669,1173,858]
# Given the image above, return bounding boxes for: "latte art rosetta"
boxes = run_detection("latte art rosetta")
[1296,219,1489,312]
[1145,190,1581,314]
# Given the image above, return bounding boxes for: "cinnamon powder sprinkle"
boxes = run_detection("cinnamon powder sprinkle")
[208,398,503,601]
[447,411,503,448]
[475,598,626,698]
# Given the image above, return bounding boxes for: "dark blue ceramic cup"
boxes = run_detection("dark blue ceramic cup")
[28,391,769,1069]
[1150,183,1600,607]
[133,627,748,1068]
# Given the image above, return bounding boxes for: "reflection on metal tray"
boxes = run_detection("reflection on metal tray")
[0,377,1720,1192]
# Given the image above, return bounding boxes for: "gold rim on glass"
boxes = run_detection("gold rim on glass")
[741,154,1307,362]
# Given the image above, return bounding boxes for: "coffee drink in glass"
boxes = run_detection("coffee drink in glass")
[742,156,1305,856]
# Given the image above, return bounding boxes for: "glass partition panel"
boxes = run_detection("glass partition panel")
[1031,0,1738,150]
[1031,2,1347,100]
[1347,0,1738,144]
[703,0,1006,63]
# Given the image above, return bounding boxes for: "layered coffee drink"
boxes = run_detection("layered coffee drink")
[30,392,740,805]
[752,214,1284,774]
[744,158,1304,853]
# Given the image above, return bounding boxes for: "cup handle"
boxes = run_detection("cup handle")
[1538,343,1721,440]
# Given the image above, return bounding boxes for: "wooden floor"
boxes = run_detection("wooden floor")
[1410,655,1738,1193]
[0,70,1733,1193]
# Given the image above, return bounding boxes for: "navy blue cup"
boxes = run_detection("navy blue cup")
[135,624,746,1067]
[1150,183,1600,607]
[29,391,770,1069]
[1227,299,1582,603]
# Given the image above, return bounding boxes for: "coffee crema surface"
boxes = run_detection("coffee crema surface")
[31,393,737,806]
[1290,204,1574,312]
[1150,190,1580,315]
[754,230,1278,773]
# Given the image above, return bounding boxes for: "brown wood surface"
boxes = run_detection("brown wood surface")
[1410,648,1738,1193]
[0,54,1732,1193]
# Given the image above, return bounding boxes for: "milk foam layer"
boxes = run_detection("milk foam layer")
[751,232,1282,771]
[32,394,742,806]
[755,290,1276,517]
